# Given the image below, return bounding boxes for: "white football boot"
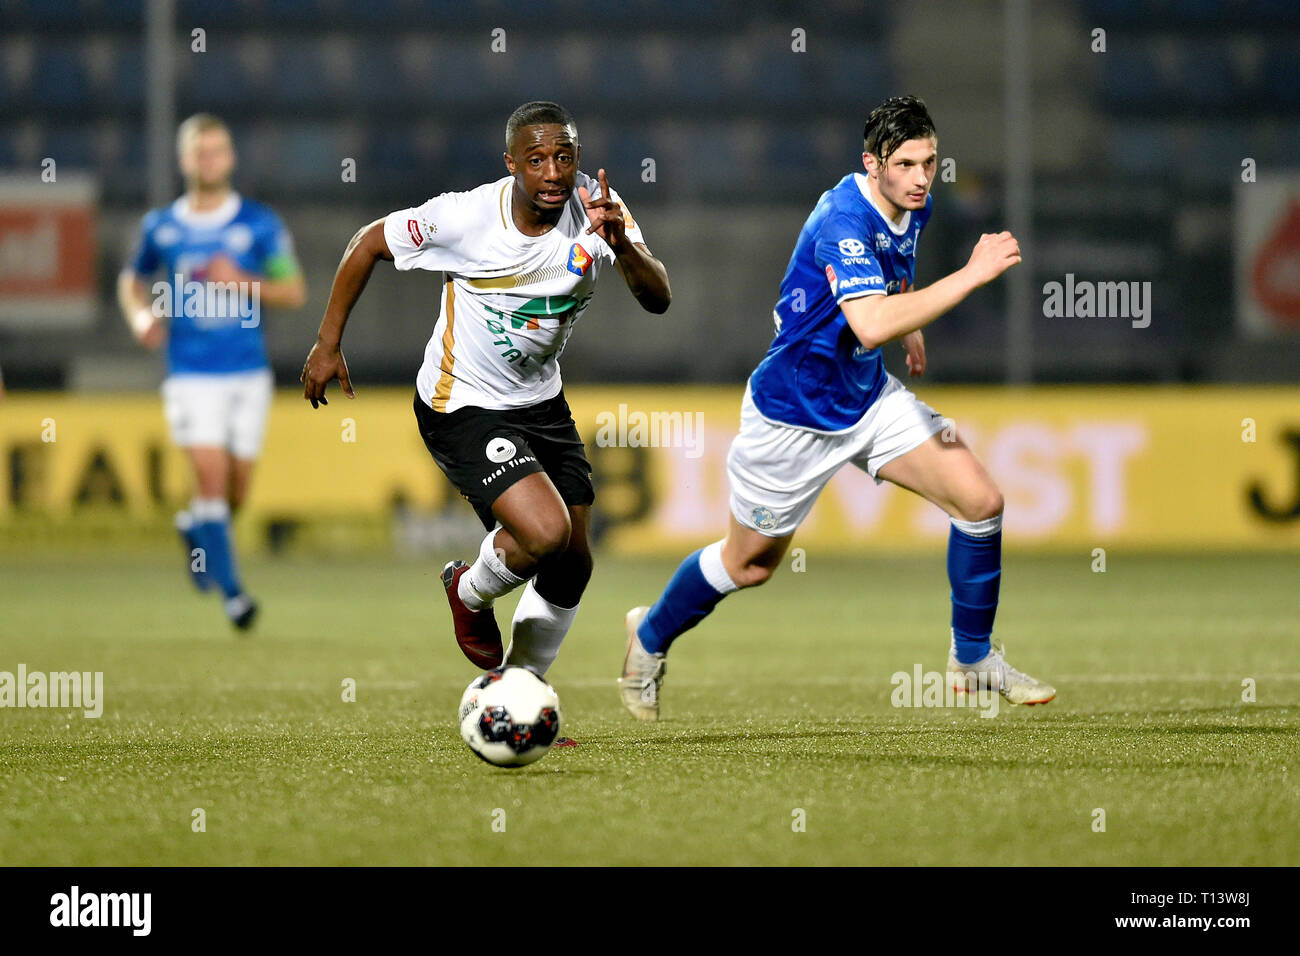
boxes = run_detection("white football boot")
[947,638,1056,705]
[619,606,666,721]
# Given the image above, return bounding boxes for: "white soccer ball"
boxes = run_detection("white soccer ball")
[458,666,562,767]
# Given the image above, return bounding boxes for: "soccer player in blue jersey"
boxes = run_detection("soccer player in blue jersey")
[620,96,1055,718]
[117,114,307,630]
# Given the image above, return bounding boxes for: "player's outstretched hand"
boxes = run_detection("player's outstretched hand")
[578,168,626,248]
[965,231,1021,287]
[300,341,354,408]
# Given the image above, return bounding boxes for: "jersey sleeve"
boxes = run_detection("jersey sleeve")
[127,211,162,277]
[813,213,886,304]
[384,192,466,272]
[254,209,302,279]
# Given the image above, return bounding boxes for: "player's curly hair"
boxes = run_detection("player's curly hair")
[863,95,936,163]
[505,101,577,151]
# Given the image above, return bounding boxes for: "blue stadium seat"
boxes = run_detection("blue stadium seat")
[1172,44,1237,108]
[1263,44,1300,108]
[349,40,397,107]
[183,48,259,109]
[265,42,351,109]
[42,127,96,169]
[178,0,246,27]
[282,124,349,188]
[263,0,328,22]
[1098,47,1167,109]
[107,40,146,110]
[1103,121,1178,175]
[28,43,91,110]
[819,40,891,106]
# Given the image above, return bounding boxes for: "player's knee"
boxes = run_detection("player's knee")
[517,512,572,564]
[957,485,1004,523]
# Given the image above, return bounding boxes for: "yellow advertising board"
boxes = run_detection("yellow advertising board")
[2,386,1298,553]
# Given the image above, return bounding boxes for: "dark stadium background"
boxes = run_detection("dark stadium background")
[2,0,1297,389]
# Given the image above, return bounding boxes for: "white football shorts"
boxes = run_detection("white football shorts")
[161,369,274,460]
[727,372,946,537]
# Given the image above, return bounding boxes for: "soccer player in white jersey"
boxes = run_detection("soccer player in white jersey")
[301,102,671,679]
[620,96,1055,719]
[119,114,307,630]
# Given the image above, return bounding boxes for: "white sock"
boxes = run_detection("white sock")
[505,580,578,676]
[458,527,526,611]
[699,540,740,594]
[951,513,1002,537]
[190,497,230,523]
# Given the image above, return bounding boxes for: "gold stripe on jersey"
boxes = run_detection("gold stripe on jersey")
[464,263,571,290]
[498,183,509,229]
[431,278,457,412]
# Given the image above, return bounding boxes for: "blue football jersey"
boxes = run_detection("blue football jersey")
[129,193,298,375]
[749,173,931,432]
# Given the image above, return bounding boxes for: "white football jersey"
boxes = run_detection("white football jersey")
[385,171,646,413]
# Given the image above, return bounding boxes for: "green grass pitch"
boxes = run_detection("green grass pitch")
[1,550,1296,866]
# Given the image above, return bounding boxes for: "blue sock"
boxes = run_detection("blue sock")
[638,544,737,654]
[190,499,243,599]
[948,517,1002,665]
[176,510,213,591]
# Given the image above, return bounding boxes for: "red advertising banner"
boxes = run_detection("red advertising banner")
[0,174,98,329]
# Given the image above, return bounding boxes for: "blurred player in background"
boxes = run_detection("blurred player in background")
[301,101,671,678]
[620,96,1055,718]
[118,113,307,630]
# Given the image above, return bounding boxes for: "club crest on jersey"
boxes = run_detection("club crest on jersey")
[407,219,424,246]
[824,263,838,295]
[886,278,910,295]
[567,243,593,276]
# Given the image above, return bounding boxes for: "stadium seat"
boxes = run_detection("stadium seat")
[265,41,352,110]
[1263,45,1300,108]
[42,127,96,168]
[182,48,260,109]
[28,43,91,110]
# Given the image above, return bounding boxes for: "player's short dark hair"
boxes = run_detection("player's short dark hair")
[863,95,936,163]
[505,101,577,152]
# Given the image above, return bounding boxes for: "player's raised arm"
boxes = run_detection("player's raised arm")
[300,218,393,407]
[580,168,671,314]
[842,230,1021,350]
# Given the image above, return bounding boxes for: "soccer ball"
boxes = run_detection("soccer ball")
[458,666,562,767]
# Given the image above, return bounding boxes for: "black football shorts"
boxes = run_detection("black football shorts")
[412,390,595,530]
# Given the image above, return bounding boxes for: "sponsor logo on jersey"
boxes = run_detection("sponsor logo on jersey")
[750,506,778,531]
[838,276,873,290]
[222,224,253,255]
[154,224,181,248]
[838,238,866,257]
[408,219,423,246]
[875,232,890,251]
[567,243,592,276]
[486,437,517,463]
[824,264,838,295]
